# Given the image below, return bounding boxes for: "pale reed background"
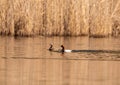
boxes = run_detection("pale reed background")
[0,0,120,37]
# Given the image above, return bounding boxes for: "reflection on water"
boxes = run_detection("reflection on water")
[0,36,120,85]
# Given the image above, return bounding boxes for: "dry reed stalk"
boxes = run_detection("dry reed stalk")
[0,0,7,35]
[89,0,112,37]
[111,0,120,36]
[0,0,120,37]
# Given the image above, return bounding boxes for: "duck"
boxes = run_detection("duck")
[60,45,72,53]
[60,45,64,53]
[49,44,53,51]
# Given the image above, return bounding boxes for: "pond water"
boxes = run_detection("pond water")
[0,36,120,85]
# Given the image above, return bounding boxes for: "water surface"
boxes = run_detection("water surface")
[0,36,120,85]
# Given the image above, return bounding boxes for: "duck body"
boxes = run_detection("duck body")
[64,50,72,52]
[49,44,53,51]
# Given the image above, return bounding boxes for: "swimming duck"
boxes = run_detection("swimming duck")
[60,45,64,53]
[60,45,72,53]
[49,44,53,51]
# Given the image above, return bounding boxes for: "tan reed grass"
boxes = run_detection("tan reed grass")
[0,0,120,37]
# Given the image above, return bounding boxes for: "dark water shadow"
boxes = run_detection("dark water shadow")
[71,50,120,53]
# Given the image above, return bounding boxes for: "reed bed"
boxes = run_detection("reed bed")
[0,0,120,37]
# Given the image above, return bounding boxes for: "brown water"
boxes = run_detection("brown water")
[0,36,120,85]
